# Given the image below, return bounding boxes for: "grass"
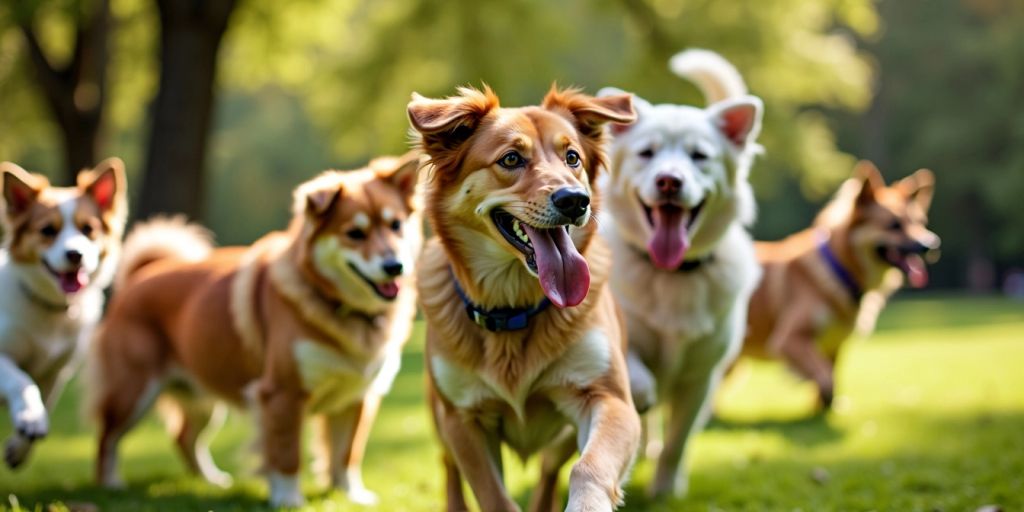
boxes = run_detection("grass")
[2,294,1022,511]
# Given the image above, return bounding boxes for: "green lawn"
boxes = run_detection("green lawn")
[3,295,1023,511]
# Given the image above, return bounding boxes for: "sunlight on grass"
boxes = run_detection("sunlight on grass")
[2,295,1022,511]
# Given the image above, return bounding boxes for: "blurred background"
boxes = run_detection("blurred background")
[0,0,1022,291]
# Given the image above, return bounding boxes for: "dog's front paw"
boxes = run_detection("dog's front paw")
[565,482,616,512]
[346,486,379,506]
[4,436,33,469]
[268,471,305,508]
[12,405,49,440]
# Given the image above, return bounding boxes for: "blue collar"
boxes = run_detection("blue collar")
[817,242,862,300]
[450,270,551,332]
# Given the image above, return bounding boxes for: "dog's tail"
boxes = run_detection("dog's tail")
[115,216,213,290]
[669,48,747,105]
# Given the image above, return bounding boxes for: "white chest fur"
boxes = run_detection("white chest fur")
[292,339,401,414]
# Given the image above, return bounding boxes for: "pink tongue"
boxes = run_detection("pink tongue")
[521,224,590,308]
[60,270,87,294]
[903,254,928,288]
[375,281,400,299]
[647,205,690,270]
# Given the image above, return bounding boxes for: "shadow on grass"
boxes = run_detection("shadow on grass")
[6,477,271,512]
[706,412,844,446]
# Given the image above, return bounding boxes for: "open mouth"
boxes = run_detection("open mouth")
[876,245,929,288]
[43,260,88,294]
[347,263,400,301]
[640,196,706,270]
[489,208,591,308]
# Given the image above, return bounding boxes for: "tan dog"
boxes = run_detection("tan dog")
[407,86,641,512]
[743,161,939,410]
[90,154,422,507]
[0,159,126,469]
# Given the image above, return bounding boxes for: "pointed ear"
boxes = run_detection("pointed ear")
[79,157,126,213]
[598,87,650,136]
[306,185,341,218]
[707,96,763,148]
[543,86,636,140]
[853,160,884,205]
[1,162,42,217]
[376,151,422,206]
[898,168,935,212]
[407,87,499,151]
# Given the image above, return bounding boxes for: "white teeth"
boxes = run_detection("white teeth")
[512,219,530,244]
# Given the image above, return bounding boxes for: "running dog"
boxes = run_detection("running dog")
[598,49,764,497]
[743,161,939,410]
[408,85,641,512]
[0,158,126,469]
[90,153,422,507]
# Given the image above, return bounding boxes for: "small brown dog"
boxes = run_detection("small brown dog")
[743,161,939,409]
[90,153,422,507]
[408,86,641,512]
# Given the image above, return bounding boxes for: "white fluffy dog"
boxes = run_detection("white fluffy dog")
[598,49,764,497]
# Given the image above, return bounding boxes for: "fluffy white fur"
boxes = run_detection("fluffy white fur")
[598,48,764,497]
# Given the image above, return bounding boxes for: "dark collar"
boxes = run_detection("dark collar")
[817,242,862,300]
[635,246,714,273]
[450,269,550,332]
[19,281,70,313]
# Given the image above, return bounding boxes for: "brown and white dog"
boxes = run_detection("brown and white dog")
[0,158,126,469]
[598,49,764,497]
[90,153,422,507]
[407,86,641,512]
[743,161,939,410]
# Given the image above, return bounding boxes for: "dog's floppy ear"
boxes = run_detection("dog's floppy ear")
[375,151,422,207]
[1,162,43,218]
[544,85,636,140]
[306,183,342,218]
[852,160,884,205]
[407,86,499,153]
[707,96,763,148]
[897,168,935,213]
[598,87,649,135]
[79,157,127,214]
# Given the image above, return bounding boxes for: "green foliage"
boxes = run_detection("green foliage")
[2,296,1022,510]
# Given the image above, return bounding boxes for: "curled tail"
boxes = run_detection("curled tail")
[115,216,213,290]
[669,48,748,105]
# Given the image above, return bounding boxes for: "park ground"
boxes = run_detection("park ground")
[2,294,1022,511]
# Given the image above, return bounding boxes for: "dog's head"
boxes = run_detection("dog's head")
[819,161,940,289]
[408,86,635,308]
[292,152,423,312]
[1,158,127,299]
[598,88,763,270]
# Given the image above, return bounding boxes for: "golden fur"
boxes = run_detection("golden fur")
[408,85,642,512]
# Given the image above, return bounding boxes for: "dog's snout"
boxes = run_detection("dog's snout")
[65,249,83,265]
[381,259,404,277]
[551,188,590,220]
[656,174,682,195]
[901,241,930,255]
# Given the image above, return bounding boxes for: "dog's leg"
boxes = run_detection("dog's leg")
[434,398,518,512]
[528,428,576,512]
[259,383,307,508]
[0,355,47,469]
[313,394,382,505]
[161,393,232,487]
[626,350,656,415]
[768,310,834,410]
[565,397,641,512]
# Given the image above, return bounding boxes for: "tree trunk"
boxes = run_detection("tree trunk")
[136,0,237,220]
[18,0,110,185]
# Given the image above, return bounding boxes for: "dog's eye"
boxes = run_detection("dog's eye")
[638,148,655,159]
[390,220,401,232]
[81,223,94,237]
[690,150,708,162]
[346,228,367,240]
[498,151,525,170]
[565,150,581,168]
[40,224,58,238]
[889,219,903,231]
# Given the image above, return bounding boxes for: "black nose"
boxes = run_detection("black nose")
[901,241,929,255]
[656,173,682,195]
[551,188,590,220]
[382,259,404,277]
[65,249,82,265]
